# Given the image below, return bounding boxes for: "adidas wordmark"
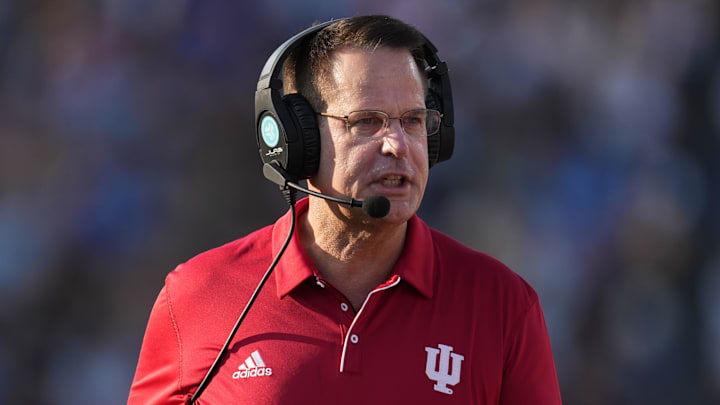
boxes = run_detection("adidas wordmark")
[232,350,273,379]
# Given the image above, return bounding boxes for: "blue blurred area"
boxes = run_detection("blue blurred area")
[1,0,718,403]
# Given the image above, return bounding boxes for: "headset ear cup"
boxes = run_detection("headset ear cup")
[283,93,321,179]
[425,91,441,168]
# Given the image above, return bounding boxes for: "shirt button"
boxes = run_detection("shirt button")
[340,302,349,312]
[350,334,359,344]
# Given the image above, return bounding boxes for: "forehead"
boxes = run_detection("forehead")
[323,47,426,112]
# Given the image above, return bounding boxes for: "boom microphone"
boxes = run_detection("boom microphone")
[362,195,391,218]
[263,162,391,218]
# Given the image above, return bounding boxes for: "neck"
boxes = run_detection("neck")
[299,197,407,309]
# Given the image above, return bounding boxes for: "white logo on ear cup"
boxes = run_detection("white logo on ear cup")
[261,116,280,148]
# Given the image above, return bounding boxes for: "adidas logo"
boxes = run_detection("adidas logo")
[232,350,273,379]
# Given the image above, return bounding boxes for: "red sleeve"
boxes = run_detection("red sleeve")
[500,298,563,404]
[128,284,192,405]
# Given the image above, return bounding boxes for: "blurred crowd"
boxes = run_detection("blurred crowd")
[1,0,718,403]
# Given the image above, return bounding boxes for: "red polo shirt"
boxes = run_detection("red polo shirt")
[129,198,561,404]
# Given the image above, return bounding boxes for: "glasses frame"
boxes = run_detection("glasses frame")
[318,109,443,137]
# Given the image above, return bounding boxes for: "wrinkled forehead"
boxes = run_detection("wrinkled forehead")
[322,47,427,109]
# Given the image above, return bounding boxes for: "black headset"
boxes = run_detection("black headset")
[254,18,455,183]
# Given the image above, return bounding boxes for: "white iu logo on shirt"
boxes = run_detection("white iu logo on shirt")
[425,344,464,395]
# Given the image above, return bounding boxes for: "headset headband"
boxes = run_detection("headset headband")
[257,20,337,92]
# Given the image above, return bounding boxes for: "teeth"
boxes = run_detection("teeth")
[381,175,403,187]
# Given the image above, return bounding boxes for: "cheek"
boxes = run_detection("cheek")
[412,139,430,173]
[332,144,368,186]
[318,131,367,187]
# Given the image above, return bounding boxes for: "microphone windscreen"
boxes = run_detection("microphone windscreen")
[362,195,391,218]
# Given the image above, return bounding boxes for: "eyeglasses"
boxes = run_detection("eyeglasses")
[318,109,443,137]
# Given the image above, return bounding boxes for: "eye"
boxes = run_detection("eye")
[356,117,382,126]
[402,111,426,127]
[348,112,385,135]
[404,116,423,125]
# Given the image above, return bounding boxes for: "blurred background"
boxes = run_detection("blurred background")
[1,0,718,403]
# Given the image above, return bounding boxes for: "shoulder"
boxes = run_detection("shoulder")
[429,228,538,305]
[165,224,275,298]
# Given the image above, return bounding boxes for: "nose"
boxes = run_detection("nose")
[380,118,409,158]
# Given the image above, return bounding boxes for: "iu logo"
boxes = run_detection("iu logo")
[425,344,464,395]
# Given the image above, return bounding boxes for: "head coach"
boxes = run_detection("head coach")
[128,15,562,404]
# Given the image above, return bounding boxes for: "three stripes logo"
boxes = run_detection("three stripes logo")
[232,350,273,379]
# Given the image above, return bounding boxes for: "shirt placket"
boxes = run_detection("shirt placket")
[339,275,402,374]
[312,277,355,342]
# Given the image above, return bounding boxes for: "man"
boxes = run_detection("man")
[129,15,562,404]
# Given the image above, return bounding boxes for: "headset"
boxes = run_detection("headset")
[254,18,455,184]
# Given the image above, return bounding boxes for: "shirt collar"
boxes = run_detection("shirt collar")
[272,197,435,299]
[272,198,317,299]
[391,213,435,299]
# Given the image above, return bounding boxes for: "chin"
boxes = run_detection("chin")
[378,200,418,224]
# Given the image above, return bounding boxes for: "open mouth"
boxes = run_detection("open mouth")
[381,175,406,187]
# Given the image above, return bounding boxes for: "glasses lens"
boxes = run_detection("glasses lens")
[400,110,426,136]
[347,111,386,137]
[402,109,441,136]
[424,110,442,136]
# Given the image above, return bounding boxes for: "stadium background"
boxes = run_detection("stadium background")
[1,0,718,403]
